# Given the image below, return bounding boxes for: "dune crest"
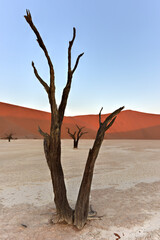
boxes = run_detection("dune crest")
[0,102,160,139]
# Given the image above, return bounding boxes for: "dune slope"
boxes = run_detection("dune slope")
[0,102,160,139]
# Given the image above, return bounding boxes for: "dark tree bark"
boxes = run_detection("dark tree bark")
[24,10,80,224]
[24,10,124,229]
[74,107,124,228]
[5,133,14,142]
[67,125,87,148]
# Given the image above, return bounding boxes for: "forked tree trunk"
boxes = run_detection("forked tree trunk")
[24,10,124,229]
[74,107,123,228]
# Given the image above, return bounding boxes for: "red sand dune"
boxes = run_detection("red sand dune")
[0,102,160,139]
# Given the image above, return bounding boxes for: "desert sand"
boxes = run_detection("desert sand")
[0,139,160,240]
[1,102,160,139]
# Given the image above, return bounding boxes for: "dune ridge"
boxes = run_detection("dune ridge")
[0,102,160,139]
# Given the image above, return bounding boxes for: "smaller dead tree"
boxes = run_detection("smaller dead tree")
[67,125,87,148]
[5,133,14,142]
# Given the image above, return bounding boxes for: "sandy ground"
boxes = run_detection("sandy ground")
[0,139,160,240]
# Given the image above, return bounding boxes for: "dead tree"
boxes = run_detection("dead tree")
[5,133,14,142]
[24,10,124,229]
[67,125,87,148]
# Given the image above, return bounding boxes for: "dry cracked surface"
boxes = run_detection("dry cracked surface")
[0,139,160,239]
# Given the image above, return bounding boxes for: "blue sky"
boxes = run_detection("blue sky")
[0,0,160,115]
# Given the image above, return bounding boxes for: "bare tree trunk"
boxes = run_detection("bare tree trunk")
[39,128,73,223]
[5,133,13,142]
[74,139,78,148]
[74,107,124,229]
[49,135,73,223]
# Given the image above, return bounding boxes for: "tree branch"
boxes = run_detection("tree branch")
[79,131,88,138]
[68,27,76,71]
[76,125,87,140]
[24,10,56,98]
[32,62,50,94]
[38,126,50,138]
[58,28,84,126]
[24,10,54,74]
[76,125,85,131]
[66,128,76,139]
[67,125,87,141]
[102,106,124,129]
[105,117,116,131]
[72,53,84,74]
[99,107,103,126]
[38,126,51,170]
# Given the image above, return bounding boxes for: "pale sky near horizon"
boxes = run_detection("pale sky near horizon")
[0,0,160,116]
